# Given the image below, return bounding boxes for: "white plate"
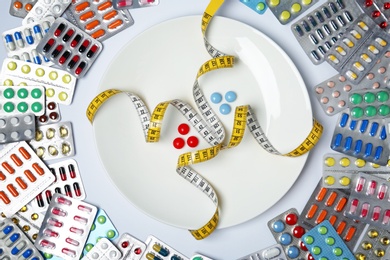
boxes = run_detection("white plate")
[94,15,313,229]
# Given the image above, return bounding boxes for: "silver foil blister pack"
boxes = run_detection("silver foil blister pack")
[265,0,319,25]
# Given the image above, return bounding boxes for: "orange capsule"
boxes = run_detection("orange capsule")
[98,1,112,10]
[11,154,23,167]
[85,20,100,31]
[0,171,5,181]
[335,197,347,212]
[0,191,10,204]
[32,163,45,176]
[91,29,105,39]
[336,221,346,235]
[7,184,19,197]
[25,3,33,11]
[329,215,337,225]
[75,1,90,12]
[14,1,22,9]
[316,187,327,201]
[315,209,327,224]
[15,177,27,190]
[80,11,95,21]
[2,162,14,174]
[344,226,356,242]
[103,10,117,20]
[108,19,123,30]
[325,191,337,206]
[306,204,318,219]
[24,170,36,182]
[19,147,31,160]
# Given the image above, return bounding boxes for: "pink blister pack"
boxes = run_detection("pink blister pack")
[30,159,85,212]
[34,193,98,259]
[0,141,55,217]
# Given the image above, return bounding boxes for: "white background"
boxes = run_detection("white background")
[0,0,343,259]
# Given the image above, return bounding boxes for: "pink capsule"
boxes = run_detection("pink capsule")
[52,207,67,217]
[40,239,55,249]
[69,227,84,235]
[356,177,365,192]
[349,199,359,214]
[383,210,390,224]
[372,206,381,221]
[57,196,72,206]
[77,204,92,212]
[361,203,370,217]
[43,229,59,237]
[378,184,388,200]
[47,218,63,227]
[62,248,76,257]
[65,237,79,246]
[74,215,87,225]
[367,181,377,195]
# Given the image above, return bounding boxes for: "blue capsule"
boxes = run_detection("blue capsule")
[329,2,338,13]
[323,24,331,35]
[22,248,33,258]
[344,136,352,151]
[311,50,320,61]
[323,7,331,18]
[14,32,24,48]
[354,140,363,154]
[370,122,379,137]
[32,50,41,65]
[380,126,387,140]
[33,25,43,40]
[375,146,383,161]
[332,133,343,149]
[360,120,369,133]
[308,16,317,27]
[349,120,357,130]
[24,28,34,45]
[4,34,16,51]
[1,225,14,237]
[294,25,304,37]
[11,241,26,255]
[364,143,373,157]
[340,113,349,127]
[302,20,311,32]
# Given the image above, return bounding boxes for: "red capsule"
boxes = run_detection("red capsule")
[79,39,90,53]
[43,38,55,53]
[59,51,71,64]
[73,182,82,197]
[45,190,52,204]
[52,207,66,217]
[62,29,74,42]
[74,215,87,224]
[380,21,388,28]
[2,162,14,174]
[59,167,66,181]
[75,62,87,75]
[19,147,31,160]
[48,218,63,227]
[51,44,64,58]
[36,193,44,207]
[70,34,82,48]
[54,23,66,37]
[67,55,80,69]
[65,184,72,197]
[68,164,76,178]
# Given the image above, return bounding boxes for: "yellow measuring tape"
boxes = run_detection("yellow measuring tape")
[86,0,323,240]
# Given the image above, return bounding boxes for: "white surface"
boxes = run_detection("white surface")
[94,15,312,230]
[0,0,338,259]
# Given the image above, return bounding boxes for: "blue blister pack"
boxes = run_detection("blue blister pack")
[239,0,267,15]
[302,220,355,259]
[331,111,390,166]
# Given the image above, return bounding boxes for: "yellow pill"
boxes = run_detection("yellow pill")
[361,241,372,250]
[18,82,27,86]
[343,38,354,48]
[375,37,387,47]
[339,177,350,186]
[324,176,335,185]
[368,229,379,238]
[302,0,312,5]
[291,3,301,13]
[46,88,55,97]
[3,79,14,86]
[35,68,45,77]
[20,206,27,212]
[375,249,385,257]
[21,65,30,74]
[324,157,335,167]
[340,157,350,167]
[7,62,17,71]
[335,46,346,55]
[360,53,372,63]
[269,0,280,6]
[280,10,291,21]
[381,237,390,245]
[49,71,58,80]
[387,159,390,166]
[346,70,358,80]
[328,54,340,64]
[353,62,364,71]
[371,163,380,168]
[59,92,68,101]
[368,45,379,54]
[355,159,366,167]
[355,253,366,260]
[358,21,368,31]
[62,74,72,84]
[350,30,361,40]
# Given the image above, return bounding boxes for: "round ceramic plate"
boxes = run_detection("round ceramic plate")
[94,15,313,229]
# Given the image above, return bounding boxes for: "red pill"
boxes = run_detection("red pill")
[43,38,55,53]
[62,29,74,42]
[7,184,19,197]
[365,0,373,7]
[39,115,48,123]
[299,240,308,251]
[173,137,185,149]
[32,163,45,175]
[68,164,76,178]
[372,10,381,18]
[380,21,388,28]
[75,62,87,75]
[51,45,63,58]
[285,213,298,225]
[65,184,72,197]
[70,34,82,48]
[0,191,10,204]
[121,241,129,248]
[59,51,71,64]
[45,190,52,204]
[0,171,5,181]
[2,162,14,174]
[87,44,99,58]
[187,136,199,148]
[10,154,22,167]
[178,123,190,135]
[36,193,44,207]
[49,112,59,120]
[79,39,90,53]
[307,254,314,260]
[73,182,82,197]
[15,177,27,190]
[385,2,390,9]
[67,55,80,69]
[24,170,36,182]
[292,226,305,238]
[47,102,56,110]
[54,23,66,37]
[59,167,67,181]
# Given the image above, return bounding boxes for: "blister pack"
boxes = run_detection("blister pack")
[116,233,146,260]
[322,153,390,190]
[326,15,390,83]
[28,121,75,161]
[141,235,189,260]
[37,18,103,78]
[31,159,85,212]
[9,0,38,18]
[302,220,355,259]
[0,113,36,144]
[23,0,71,25]
[314,50,390,116]
[331,112,390,165]
[354,225,390,260]
[235,244,287,260]
[348,88,390,119]
[83,209,118,256]
[65,0,135,42]
[112,0,159,10]
[239,0,267,15]
[38,101,61,125]
[265,0,319,25]
[299,179,365,250]
[0,141,55,217]
[0,86,45,116]
[356,0,389,29]
[347,173,390,229]
[0,218,44,259]
[2,18,53,66]
[0,58,77,105]
[82,238,122,260]
[35,194,97,259]
[267,208,311,260]
[291,0,361,64]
